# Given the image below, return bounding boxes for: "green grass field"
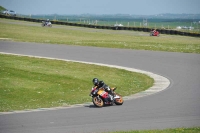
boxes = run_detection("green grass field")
[0,18,200,53]
[108,127,200,133]
[0,54,153,112]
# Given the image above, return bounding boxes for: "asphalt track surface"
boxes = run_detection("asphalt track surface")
[0,41,200,133]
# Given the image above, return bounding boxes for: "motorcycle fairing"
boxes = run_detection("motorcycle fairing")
[97,88,108,99]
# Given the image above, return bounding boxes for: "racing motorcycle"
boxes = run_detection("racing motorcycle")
[90,87,123,107]
[41,21,52,27]
[150,30,160,36]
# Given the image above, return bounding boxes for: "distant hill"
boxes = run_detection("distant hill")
[154,13,200,19]
[32,13,200,20]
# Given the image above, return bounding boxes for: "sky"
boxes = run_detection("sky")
[0,0,200,15]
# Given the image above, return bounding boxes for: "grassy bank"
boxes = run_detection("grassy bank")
[0,18,200,53]
[0,54,153,112]
[108,127,200,133]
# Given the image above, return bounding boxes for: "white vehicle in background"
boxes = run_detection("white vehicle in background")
[2,10,16,16]
[114,24,123,27]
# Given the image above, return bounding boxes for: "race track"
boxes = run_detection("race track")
[0,41,200,133]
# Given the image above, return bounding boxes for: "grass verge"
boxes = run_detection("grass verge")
[107,127,200,133]
[0,54,154,112]
[0,18,200,53]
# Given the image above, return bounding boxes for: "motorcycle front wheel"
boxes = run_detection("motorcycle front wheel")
[92,96,104,107]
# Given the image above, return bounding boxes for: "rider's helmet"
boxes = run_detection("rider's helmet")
[92,78,99,86]
[47,19,49,22]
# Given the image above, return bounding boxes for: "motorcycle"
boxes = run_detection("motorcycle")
[41,21,52,27]
[90,87,123,107]
[150,30,160,36]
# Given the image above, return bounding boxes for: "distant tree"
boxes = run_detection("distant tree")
[0,6,6,11]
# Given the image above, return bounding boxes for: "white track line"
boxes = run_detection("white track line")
[0,52,170,115]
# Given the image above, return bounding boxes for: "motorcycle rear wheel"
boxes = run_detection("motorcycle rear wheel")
[114,94,123,105]
[92,96,104,107]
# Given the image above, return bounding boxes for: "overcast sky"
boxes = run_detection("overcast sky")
[0,0,200,15]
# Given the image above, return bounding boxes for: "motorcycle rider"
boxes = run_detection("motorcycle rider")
[92,78,115,101]
[153,29,157,33]
[45,19,50,25]
[150,29,157,36]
